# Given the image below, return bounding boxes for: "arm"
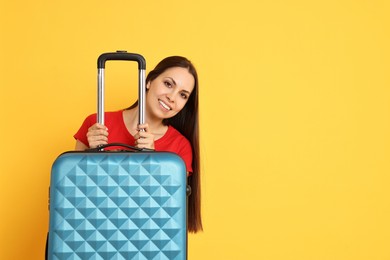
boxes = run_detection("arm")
[75,140,89,150]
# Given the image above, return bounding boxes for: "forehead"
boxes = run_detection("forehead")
[159,67,195,92]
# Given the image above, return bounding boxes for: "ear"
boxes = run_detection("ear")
[146,81,150,90]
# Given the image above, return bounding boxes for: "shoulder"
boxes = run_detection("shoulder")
[155,126,193,173]
[156,126,192,153]
[166,126,191,145]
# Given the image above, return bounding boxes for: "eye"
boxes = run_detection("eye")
[180,92,189,99]
[164,81,172,88]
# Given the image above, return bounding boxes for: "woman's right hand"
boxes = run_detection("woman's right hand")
[86,123,108,148]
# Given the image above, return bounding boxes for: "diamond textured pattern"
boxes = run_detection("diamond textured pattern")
[49,152,186,260]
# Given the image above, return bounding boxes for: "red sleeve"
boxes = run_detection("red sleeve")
[73,113,97,147]
[155,126,194,174]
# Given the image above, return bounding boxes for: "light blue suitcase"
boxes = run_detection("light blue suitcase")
[47,52,188,260]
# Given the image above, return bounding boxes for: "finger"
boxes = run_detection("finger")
[135,136,154,149]
[89,140,108,149]
[89,123,107,131]
[135,137,151,144]
[88,139,108,148]
[88,125,108,138]
[92,139,108,145]
[87,129,108,138]
[135,143,150,149]
[137,131,152,139]
[137,123,149,132]
[89,134,108,142]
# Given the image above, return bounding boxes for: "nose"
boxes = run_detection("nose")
[166,93,175,103]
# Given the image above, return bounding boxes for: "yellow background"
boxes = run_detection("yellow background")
[1,0,389,259]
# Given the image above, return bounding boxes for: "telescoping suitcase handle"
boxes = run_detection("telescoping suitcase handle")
[97,51,146,125]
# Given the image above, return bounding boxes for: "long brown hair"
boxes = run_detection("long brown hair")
[128,56,202,233]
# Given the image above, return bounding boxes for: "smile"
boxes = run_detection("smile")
[159,100,171,111]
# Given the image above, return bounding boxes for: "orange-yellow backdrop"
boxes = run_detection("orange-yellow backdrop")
[1,1,390,259]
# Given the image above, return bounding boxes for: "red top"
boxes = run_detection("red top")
[74,110,193,173]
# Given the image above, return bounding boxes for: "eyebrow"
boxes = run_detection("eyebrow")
[166,77,177,86]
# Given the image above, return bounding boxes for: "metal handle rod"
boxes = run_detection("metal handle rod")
[97,69,146,125]
[138,69,146,125]
[97,68,105,124]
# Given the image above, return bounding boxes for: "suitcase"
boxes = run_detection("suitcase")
[47,51,188,260]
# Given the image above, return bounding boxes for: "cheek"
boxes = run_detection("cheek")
[175,99,189,111]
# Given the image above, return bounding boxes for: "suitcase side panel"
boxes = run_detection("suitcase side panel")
[48,152,187,260]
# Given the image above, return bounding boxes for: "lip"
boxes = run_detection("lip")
[158,99,172,111]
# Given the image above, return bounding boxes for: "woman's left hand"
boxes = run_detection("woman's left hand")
[134,123,155,149]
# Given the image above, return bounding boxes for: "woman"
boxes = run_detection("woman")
[74,56,202,233]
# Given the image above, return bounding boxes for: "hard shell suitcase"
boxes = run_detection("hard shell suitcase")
[47,52,188,260]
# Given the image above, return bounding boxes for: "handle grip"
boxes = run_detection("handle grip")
[97,51,146,69]
[87,143,143,152]
[97,51,146,126]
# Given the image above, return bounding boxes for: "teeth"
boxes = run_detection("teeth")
[159,100,171,110]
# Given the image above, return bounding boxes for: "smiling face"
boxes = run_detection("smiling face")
[145,66,195,121]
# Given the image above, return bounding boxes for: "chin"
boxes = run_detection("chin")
[162,112,178,120]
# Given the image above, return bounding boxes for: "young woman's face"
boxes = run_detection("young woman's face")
[146,67,195,120]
